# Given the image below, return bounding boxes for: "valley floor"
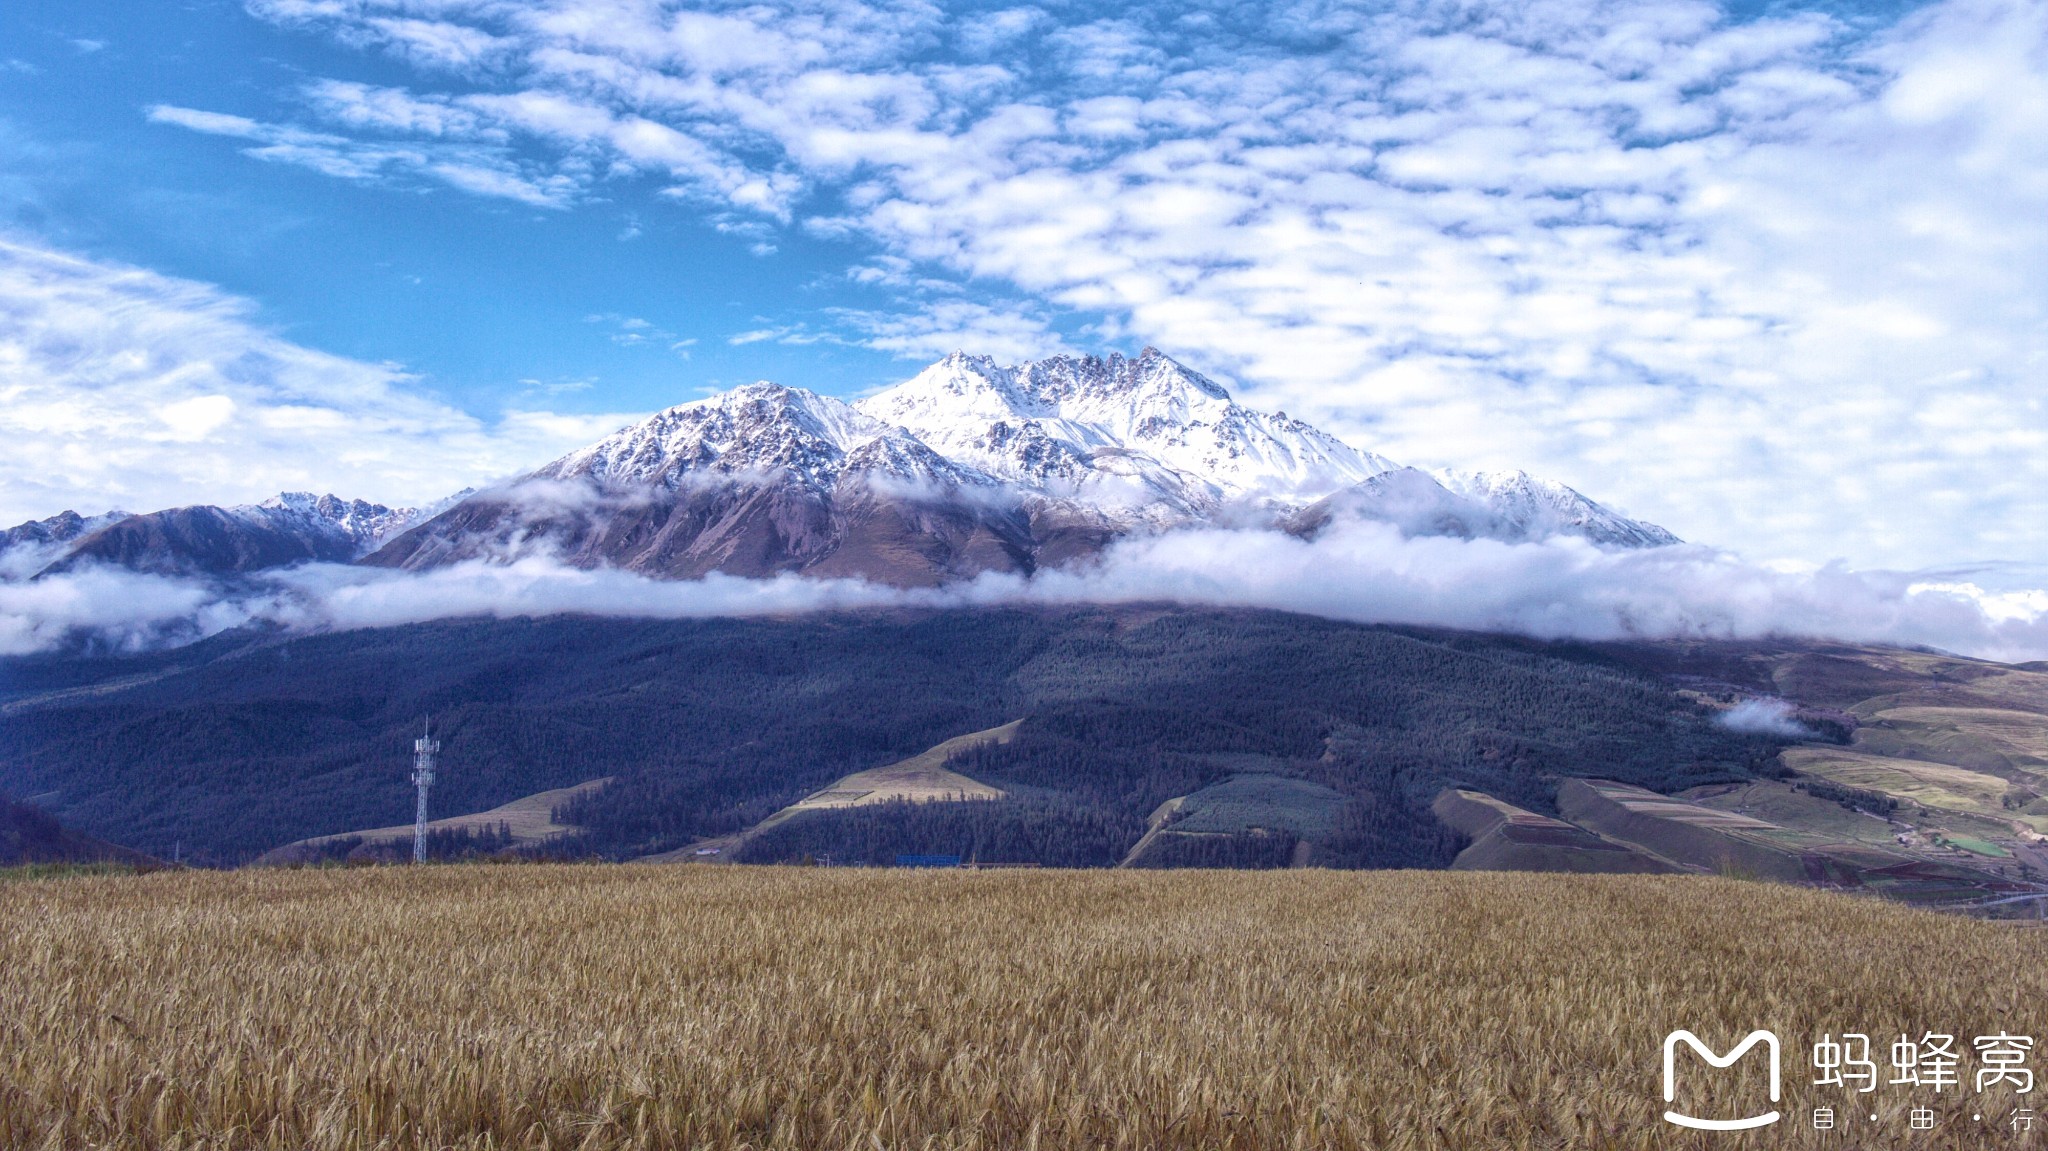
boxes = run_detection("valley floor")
[4,867,2045,1150]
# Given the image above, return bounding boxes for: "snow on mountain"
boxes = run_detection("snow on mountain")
[368,349,1679,586]
[1431,470,1681,549]
[855,348,1397,517]
[535,382,980,492]
[365,384,1036,583]
[0,509,130,580]
[33,493,422,578]
[1283,468,1500,542]
[19,350,1673,587]
[253,493,423,551]
[1287,468,1680,549]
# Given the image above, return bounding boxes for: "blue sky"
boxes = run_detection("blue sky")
[4,0,2047,573]
[2,0,940,410]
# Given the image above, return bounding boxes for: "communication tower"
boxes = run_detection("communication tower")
[411,718,440,864]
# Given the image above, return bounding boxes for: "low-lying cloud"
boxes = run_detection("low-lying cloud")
[8,519,2048,663]
[1714,698,1816,739]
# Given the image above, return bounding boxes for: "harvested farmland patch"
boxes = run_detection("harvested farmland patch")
[1432,788,1676,873]
[1122,774,1349,868]
[1851,706,2048,775]
[643,722,1016,862]
[1561,778,2029,903]
[1783,746,2038,829]
[258,778,610,864]
[766,720,1015,820]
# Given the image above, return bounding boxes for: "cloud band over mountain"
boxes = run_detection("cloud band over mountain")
[7,524,2048,663]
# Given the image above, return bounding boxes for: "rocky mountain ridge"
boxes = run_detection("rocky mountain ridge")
[7,494,422,579]
[6,350,1677,586]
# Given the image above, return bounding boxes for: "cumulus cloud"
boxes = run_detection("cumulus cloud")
[186,0,2048,570]
[0,238,639,525]
[10,517,2048,662]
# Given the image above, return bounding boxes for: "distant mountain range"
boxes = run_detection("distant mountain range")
[1,349,1676,585]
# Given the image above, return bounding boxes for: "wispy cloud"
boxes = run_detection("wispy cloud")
[0,237,638,524]
[146,101,571,208]
[198,0,2048,569]
[725,322,844,347]
[828,299,1075,362]
[583,312,679,347]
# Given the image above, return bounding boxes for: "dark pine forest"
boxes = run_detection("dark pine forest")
[0,607,1784,866]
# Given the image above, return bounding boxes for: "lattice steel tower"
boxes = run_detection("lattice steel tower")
[411,718,440,864]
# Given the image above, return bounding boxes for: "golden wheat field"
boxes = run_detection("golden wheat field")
[2,866,2044,1151]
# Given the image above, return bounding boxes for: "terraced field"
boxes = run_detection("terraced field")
[1432,788,1672,873]
[1602,641,2048,902]
[1782,745,2039,830]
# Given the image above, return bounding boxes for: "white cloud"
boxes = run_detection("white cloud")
[0,237,638,524]
[362,16,516,70]
[146,105,269,139]
[827,299,1073,362]
[137,0,2048,569]
[146,102,570,207]
[157,394,238,440]
[306,79,494,138]
[1716,698,1814,738]
[583,312,675,346]
[12,518,2048,661]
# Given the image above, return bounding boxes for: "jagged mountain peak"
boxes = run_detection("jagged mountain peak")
[891,347,1233,419]
[33,349,1678,588]
[877,354,1055,423]
[539,382,904,490]
[254,492,415,543]
[1,508,128,548]
[1016,346,1234,405]
[1282,466,1683,549]
[0,508,132,580]
[9,491,424,580]
[1432,469,1681,549]
[858,350,1396,506]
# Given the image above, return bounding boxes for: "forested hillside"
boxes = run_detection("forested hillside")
[0,792,159,866]
[0,608,1782,866]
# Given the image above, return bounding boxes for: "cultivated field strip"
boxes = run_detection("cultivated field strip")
[0,867,2042,1150]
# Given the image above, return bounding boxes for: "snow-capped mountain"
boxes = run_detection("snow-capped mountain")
[367,383,1044,584]
[5,349,1674,587]
[367,349,1677,585]
[1286,468,1681,549]
[254,493,424,548]
[856,349,1396,520]
[0,509,130,579]
[28,493,423,578]
[1432,470,1682,549]
[550,383,950,485]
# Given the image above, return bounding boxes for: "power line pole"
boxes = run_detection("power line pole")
[411,718,440,864]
